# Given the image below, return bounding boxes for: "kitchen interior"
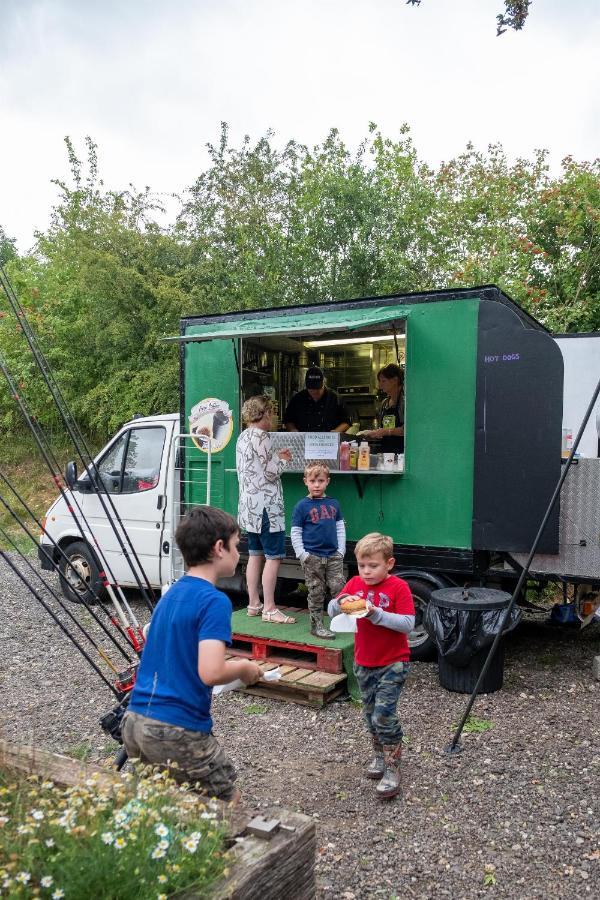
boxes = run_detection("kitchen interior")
[239,323,406,435]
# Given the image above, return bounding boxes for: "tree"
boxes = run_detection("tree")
[406,0,532,36]
[2,124,597,440]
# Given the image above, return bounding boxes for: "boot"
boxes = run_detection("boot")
[309,610,335,640]
[376,744,402,799]
[364,734,385,779]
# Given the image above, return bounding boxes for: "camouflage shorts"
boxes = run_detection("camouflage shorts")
[354,661,410,746]
[302,553,345,612]
[122,711,237,801]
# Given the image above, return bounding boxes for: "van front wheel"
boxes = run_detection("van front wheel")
[404,578,438,662]
[59,541,105,605]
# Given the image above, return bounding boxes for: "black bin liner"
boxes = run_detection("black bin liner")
[424,587,521,693]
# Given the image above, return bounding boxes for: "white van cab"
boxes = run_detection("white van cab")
[40,413,181,602]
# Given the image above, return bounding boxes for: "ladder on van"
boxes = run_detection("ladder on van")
[166,432,213,585]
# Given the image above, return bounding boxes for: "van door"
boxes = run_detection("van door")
[76,422,174,588]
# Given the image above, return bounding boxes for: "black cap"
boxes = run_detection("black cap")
[305,366,324,389]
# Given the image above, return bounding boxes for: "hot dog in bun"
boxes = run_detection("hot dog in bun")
[339,595,367,615]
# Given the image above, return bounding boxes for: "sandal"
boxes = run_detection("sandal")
[247,603,264,617]
[262,609,296,625]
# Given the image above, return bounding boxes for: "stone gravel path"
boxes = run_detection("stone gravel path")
[1,555,598,898]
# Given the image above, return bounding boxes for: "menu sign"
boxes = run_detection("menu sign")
[304,432,339,460]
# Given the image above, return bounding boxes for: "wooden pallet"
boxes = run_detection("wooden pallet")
[224,657,347,708]
[230,609,344,675]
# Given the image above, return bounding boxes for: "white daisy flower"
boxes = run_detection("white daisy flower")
[157,839,169,850]
[45,838,55,847]
[114,837,127,850]
[41,875,54,887]
[154,823,169,837]
[101,832,114,845]
[157,874,167,884]
[114,810,128,824]
[151,847,166,860]
[52,890,65,899]
[16,871,31,884]
[31,809,45,821]
[182,837,198,853]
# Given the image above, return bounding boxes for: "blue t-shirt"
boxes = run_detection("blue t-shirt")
[291,496,342,557]
[128,575,232,732]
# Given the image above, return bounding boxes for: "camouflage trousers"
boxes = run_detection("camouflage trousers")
[302,553,345,617]
[122,711,237,801]
[353,661,410,746]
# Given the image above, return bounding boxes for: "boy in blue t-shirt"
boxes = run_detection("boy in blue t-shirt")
[122,506,261,803]
[291,463,346,640]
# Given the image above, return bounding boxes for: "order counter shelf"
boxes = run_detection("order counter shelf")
[282,467,403,498]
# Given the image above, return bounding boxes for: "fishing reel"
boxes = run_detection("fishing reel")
[114,663,138,697]
[100,662,138,744]
[100,695,130,745]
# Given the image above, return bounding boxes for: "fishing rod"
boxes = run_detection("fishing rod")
[0,522,123,675]
[0,264,156,612]
[0,548,121,698]
[446,374,600,754]
[0,473,133,663]
[0,352,144,651]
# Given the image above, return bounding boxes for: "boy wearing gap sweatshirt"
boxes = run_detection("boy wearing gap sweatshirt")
[291,463,345,640]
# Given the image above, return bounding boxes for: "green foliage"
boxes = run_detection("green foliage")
[0,768,229,899]
[0,126,598,443]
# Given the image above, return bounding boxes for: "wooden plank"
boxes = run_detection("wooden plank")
[295,671,347,689]
[275,664,297,676]
[211,805,316,900]
[280,667,313,683]
[242,684,327,709]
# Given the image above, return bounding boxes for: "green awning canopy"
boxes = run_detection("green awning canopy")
[166,305,409,343]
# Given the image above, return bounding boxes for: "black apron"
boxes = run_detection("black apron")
[377,395,404,453]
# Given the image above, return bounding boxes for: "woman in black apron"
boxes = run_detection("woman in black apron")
[364,363,405,453]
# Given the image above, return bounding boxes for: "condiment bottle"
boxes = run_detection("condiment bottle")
[358,441,370,471]
[349,441,359,469]
[339,441,351,471]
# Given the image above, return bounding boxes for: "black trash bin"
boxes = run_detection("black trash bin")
[424,587,521,694]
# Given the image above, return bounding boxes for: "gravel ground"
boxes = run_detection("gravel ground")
[1,554,599,899]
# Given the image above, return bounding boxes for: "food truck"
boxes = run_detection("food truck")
[41,286,600,658]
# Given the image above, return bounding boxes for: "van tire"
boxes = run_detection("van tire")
[59,541,106,605]
[403,577,438,662]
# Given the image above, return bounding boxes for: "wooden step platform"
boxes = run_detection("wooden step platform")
[230,608,344,674]
[225,657,347,708]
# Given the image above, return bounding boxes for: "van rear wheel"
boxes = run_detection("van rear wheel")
[404,578,438,662]
[59,541,105,605]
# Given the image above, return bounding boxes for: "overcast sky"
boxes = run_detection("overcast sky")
[1,0,598,251]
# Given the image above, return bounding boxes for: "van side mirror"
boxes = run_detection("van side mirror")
[65,461,78,489]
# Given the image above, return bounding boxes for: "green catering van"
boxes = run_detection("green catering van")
[176,285,566,659]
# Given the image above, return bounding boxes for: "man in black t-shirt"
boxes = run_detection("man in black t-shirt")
[284,366,351,433]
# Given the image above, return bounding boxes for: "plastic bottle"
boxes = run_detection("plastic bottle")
[339,441,351,471]
[349,441,359,470]
[358,441,370,471]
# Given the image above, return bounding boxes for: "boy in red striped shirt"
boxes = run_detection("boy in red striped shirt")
[328,532,415,799]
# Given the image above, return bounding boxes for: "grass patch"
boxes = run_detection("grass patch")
[460,715,493,734]
[65,740,94,762]
[242,703,268,715]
